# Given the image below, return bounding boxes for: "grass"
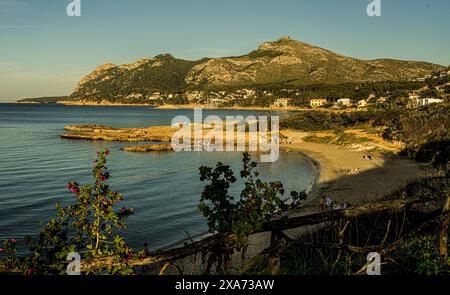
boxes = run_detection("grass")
[303,132,373,146]
[278,174,450,275]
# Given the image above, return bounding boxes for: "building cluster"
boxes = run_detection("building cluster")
[122,79,448,108]
[414,69,450,82]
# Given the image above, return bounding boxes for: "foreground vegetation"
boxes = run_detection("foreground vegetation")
[281,174,450,275]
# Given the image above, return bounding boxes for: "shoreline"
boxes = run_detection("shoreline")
[13,101,368,113]
[57,100,154,107]
[281,140,429,208]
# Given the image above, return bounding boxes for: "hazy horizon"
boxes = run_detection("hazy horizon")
[1,0,449,102]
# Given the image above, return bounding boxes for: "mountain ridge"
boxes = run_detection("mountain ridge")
[70,37,445,101]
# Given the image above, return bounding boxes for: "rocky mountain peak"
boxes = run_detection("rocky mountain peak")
[71,37,445,98]
[74,63,117,91]
[154,53,175,60]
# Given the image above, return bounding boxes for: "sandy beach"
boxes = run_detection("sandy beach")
[281,130,429,207]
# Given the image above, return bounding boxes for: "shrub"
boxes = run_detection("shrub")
[0,149,136,275]
[198,153,302,274]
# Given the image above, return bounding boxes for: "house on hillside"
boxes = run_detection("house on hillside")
[310,98,327,108]
[418,98,444,106]
[409,98,444,108]
[377,97,388,104]
[357,100,368,108]
[409,93,420,99]
[272,98,290,108]
[208,98,228,108]
[336,98,351,106]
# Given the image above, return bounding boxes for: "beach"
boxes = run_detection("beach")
[281,130,429,207]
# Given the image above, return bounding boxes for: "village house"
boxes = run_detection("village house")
[409,93,420,99]
[418,98,444,106]
[357,99,368,108]
[377,97,388,104]
[126,93,143,99]
[409,98,444,108]
[236,89,256,99]
[336,98,351,106]
[185,91,204,101]
[310,98,327,108]
[435,86,445,93]
[208,98,228,107]
[272,98,290,108]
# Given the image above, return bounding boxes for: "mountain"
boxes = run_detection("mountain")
[70,37,444,100]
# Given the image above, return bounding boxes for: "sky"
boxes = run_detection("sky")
[0,0,449,102]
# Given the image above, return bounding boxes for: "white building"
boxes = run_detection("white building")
[272,98,290,108]
[357,100,368,108]
[310,98,327,108]
[336,98,351,106]
[414,98,444,107]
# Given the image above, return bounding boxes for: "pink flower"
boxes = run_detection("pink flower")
[0,248,4,253]
[11,238,17,244]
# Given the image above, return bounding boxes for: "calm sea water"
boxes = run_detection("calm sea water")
[0,104,315,250]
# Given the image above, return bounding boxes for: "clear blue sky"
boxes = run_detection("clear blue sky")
[0,0,449,102]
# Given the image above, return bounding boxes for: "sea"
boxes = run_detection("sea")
[0,103,315,250]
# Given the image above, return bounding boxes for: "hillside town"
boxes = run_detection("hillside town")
[119,69,450,109]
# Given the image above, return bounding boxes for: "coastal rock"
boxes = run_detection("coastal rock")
[60,125,176,142]
[122,143,174,153]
